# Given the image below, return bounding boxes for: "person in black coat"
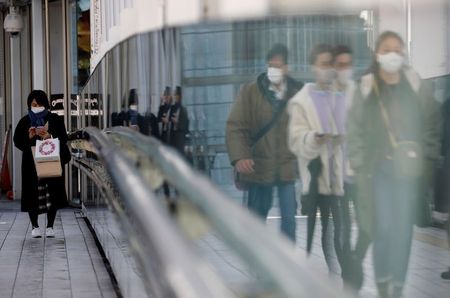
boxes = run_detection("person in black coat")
[165,86,189,154]
[157,86,173,140]
[158,86,189,207]
[143,109,160,139]
[112,89,143,130]
[111,89,159,137]
[13,90,71,238]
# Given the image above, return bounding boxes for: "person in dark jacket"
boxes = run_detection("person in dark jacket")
[111,89,158,136]
[226,44,303,241]
[144,109,160,139]
[158,86,189,204]
[157,86,172,139]
[13,90,71,238]
[348,31,442,298]
[165,86,189,154]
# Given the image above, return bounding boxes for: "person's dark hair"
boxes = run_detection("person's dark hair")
[128,88,138,106]
[333,45,352,60]
[310,44,333,65]
[368,31,405,75]
[174,86,182,98]
[266,44,288,64]
[27,90,50,110]
[163,86,171,96]
[374,31,404,53]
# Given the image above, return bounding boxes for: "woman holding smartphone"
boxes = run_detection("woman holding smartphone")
[13,90,71,238]
[347,31,441,297]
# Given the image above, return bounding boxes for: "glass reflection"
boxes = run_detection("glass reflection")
[73,11,450,298]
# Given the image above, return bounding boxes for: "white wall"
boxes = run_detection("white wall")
[49,1,64,95]
[378,1,408,42]
[90,0,450,79]
[377,0,449,79]
[410,0,449,79]
[31,0,45,90]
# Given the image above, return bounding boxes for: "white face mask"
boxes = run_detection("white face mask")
[129,105,138,111]
[267,67,284,85]
[313,66,335,85]
[377,52,404,73]
[31,106,45,114]
[336,68,353,85]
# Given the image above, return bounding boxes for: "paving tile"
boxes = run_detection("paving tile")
[3,206,448,298]
[41,289,72,298]
[43,216,71,298]
[61,211,104,297]
[0,210,118,298]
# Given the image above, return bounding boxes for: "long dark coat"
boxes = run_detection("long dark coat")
[169,105,189,154]
[160,104,189,154]
[13,113,71,212]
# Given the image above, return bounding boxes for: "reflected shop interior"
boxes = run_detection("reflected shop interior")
[68,5,450,298]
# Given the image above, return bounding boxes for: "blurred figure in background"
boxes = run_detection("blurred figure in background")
[158,86,189,211]
[111,89,155,135]
[125,89,140,131]
[288,44,349,277]
[158,86,173,140]
[332,44,370,290]
[348,31,442,298]
[166,86,189,155]
[226,44,303,242]
[144,107,160,139]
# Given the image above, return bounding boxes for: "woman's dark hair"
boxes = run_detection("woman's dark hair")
[266,44,288,64]
[310,44,333,65]
[27,90,50,110]
[332,44,353,60]
[174,86,182,98]
[163,86,171,96]
[374,31,404,53]
[368,31,405,75]
[128,88,138,106]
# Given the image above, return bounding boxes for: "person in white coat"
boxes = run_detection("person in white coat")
[288,44,348,277]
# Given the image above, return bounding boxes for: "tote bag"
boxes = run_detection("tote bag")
[35,138,60,162]
[32,144,62,178]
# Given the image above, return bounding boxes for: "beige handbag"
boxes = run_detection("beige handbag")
[31,146,62,178]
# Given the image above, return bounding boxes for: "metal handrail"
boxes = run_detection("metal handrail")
[101,126,345,298]
[73,127,235,298]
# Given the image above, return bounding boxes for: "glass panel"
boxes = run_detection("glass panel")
[71,8,450,298]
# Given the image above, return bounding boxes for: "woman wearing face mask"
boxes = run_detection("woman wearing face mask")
[13,90,71,238]
[347,31,442,297]
[288,44,349,278]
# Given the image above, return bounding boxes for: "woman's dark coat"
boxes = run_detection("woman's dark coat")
[13,112,71,212]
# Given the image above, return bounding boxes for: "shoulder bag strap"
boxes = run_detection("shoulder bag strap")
[250,101,287,147]
[373,79,398,149]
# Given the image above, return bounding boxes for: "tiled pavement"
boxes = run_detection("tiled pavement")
[2,198,450,298]
[0,203,117,298]
[197,212,450,298]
